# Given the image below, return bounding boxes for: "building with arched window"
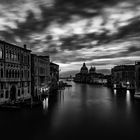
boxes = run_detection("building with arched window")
[0,40,59,105]
[0,40,31,104]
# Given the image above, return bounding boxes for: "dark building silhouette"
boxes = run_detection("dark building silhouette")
[135,61,140,98]
[74,63,107,84]
[111,65,135,89]
[74,63,88,83]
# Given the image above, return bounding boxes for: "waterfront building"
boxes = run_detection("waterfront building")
[134,61,140,98]
[0,40,31,104]
[31,54,50,98]
[74,63,107,84]
[50,62,59,92]
[50,62,59,82]
[111,65,135,89]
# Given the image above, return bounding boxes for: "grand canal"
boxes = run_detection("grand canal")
[1,81,140,140]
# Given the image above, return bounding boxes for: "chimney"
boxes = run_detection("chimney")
[24,44,27,49]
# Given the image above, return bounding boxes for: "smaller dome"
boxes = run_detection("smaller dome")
[89,66,96,73]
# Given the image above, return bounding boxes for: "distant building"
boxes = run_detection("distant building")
[74,63,107,84]
[74,63,88,83]
[111,65,135,89]
[31,54,50,98]
[135,61,140,94]
[0,41,31,104]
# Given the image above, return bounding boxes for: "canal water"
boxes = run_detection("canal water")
[1,81,140,140]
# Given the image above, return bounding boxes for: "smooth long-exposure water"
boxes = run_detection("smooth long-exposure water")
[1,81,140,140]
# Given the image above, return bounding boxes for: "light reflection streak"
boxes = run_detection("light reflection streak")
[43,97,48,111]
[126,90,131,106]
[114,89,117,95]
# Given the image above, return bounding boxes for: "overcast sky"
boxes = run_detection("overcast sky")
[0,0,140,76]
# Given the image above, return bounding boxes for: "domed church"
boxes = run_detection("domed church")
[80,63,88,74]
[74,62,106,84]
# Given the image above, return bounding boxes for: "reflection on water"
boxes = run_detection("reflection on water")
[43,97,48,111]
[1,81,140,139]
[114,89,117,95]
[126,90,131,104]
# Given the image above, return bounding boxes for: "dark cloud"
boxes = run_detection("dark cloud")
[128,46,140,53]
[1,0,140,75]
[113,18,140,40]
[55,0,124,9]
[14,11,41,39]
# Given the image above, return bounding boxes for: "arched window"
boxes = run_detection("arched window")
[5,90,9,98]
[11,51,14,60]
[18,53,20,61]
[28,71,29,78]
[18,71,19,78]
[22,70,23,78]
[15,70,17,78]
[0,93,4,98]
[18,89,20,96]
[0,48,2,59]
[9,70,11,78]
[6,51,8,59]
[9,50,11,60]
[6,70,8,78]
[28,87,30,93]
[22,89,24,95]
[12,70,14,78]
[1,68,3,78]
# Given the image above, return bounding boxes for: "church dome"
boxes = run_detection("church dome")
[80,63,88,74]
[89,66,96,74]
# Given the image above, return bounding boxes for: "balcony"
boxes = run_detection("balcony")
[0,78,21,82]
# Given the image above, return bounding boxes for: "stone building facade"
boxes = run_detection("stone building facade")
[49,62,59,92]
[0,40,31,104]
[50,62,59,82]
[135,61,140,93]
[31,54,50,98]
